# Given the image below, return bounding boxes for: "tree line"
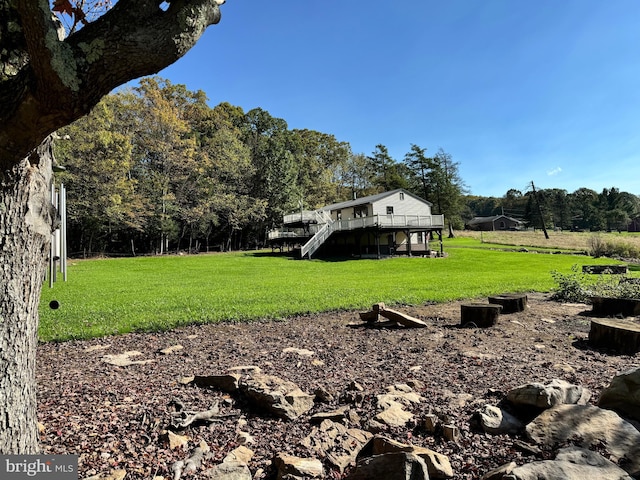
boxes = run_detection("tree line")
[55,77,640,257]
[465,185,640,232]
[54,77,466,256]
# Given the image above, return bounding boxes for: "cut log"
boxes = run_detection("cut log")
[582,265,628,274]
[362,303,427,328]
[590,296,640,317]
[487,294,528,314]
[378,308,428,328]
[359,311,379,323]
[589,318,640,354]
[460,304,502,328]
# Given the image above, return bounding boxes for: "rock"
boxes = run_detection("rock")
[206,461,252,480]
[423,413,438,433]
[282,347,315,356]
[167,431,189,449]
[375,402,414,427]
[227,365,262,374]
[505,447,633,480]
[300,419,373,472]
[314,386,334,403]
[442,424,460,444]
[208,446,254,480]
[223,445,253,465]
[358,436,453,479]
[506,379,591,409]
[310,406,349,424]
[374,384,423,427]
[102,351,155,367]
[598,367,640,423]
[239,373,314,421]
[159,344,183,354]
[525,404,640,476]
[473,404,524,435]
[481,461,516,480]
[273,453,323,480]
[346,452,430,480]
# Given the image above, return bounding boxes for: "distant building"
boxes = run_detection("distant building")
[465,215,524,231]
[268,189,445,259]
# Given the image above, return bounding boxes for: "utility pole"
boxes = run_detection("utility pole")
[531,181,549,239]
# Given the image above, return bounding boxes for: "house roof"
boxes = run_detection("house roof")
[466,215,523,225]
[321,189,433,212]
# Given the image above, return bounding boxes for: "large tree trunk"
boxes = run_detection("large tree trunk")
[0,139,55,453]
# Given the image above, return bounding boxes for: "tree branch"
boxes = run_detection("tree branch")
[0,0,225,169]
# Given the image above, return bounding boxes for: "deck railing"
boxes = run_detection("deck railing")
[299,214,445,258]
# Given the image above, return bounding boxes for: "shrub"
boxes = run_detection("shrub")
[588,234,606,257]
[551,264,640,302]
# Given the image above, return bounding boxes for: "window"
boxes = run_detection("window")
[417,232,424,244]
[399,192,405,200]
[354,206,367,218]
[336,210,342,220]
[386,206,394,215]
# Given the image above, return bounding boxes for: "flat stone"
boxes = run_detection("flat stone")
[102,351,155,367]
[598,367,640,423]
[347,452,429,480]
[240,373,314,421]
[526,404,640,477]
[358,436,453,479]
[300,420,373,472]
[273,453,323,479]
[507,379,590,409]
[474,404,524,435]
[507,447,633,480]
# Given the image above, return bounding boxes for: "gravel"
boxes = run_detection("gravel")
[37,293,639,479]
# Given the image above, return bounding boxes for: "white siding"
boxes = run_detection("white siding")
[370,192,432,216]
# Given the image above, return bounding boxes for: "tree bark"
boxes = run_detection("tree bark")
[0,0,226,453]
[0,138,55,453]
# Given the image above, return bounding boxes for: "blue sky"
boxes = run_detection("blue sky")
[158,0,640,198]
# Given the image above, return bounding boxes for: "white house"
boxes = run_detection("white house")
[268,189,445,259]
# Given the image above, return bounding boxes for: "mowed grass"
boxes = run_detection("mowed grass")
[38,239,623,342]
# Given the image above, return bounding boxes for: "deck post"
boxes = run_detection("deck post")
[375,232,380,259]
[405,229,412,257]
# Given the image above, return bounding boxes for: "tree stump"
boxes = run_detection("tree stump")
[460,304,502,328]
[589,318,640,354]
[487,294,528,314]
[590,296,640,317]
[582,265,628,274]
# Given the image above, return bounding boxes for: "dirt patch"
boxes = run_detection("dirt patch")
[37,293,639,479]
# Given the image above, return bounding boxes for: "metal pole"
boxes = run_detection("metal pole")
[61,183,67,281]
[49,186,56,288]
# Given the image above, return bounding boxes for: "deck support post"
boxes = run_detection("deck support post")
[404,229,412,257]
[375,232,380,259]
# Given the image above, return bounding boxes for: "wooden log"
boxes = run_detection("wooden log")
[460,303,502,328]
[378,308,427,328]
[590,296,640,317]
[487,294,528,314]
[589,318,640,354]
[582,265,628,274]
[359,310,379,323]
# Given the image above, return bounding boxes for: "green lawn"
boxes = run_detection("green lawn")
[38,241,622,341]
